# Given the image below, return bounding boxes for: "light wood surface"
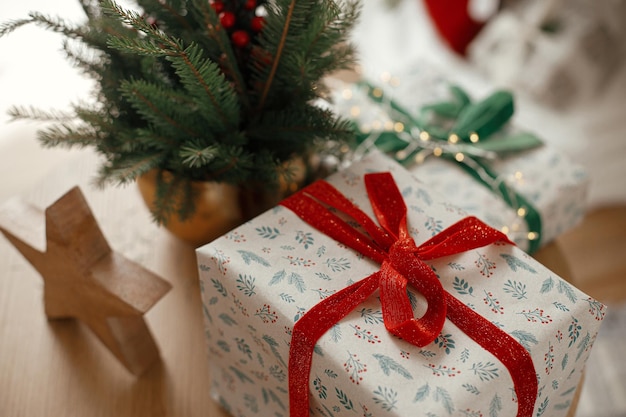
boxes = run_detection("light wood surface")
[0,151,607,417]
[0,187,172,376]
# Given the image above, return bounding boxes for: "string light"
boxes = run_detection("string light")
[455,153,465,162]
[414,152,427,164]
[396,150,407,160]
[527,232,538,241]
[394,122,404,132]
[448,133,459,144]
[469,132,480,143]
[384,120,394,130]
[372,120,382,130]
[419,131,430,141]
[350,106,360,117]
[372,87,383,98]
[514,171,523,181]
[433,147,443,157]
[501,226,510,234]
[517,207,527,217]
[380,71,392,83]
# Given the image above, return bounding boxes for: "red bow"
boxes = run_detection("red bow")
[281,172,538,417]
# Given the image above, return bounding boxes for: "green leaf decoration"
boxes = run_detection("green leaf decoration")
[500,254,537,273]
[470,131,543,154]
[452,90,514,140]
[372,354,413,379]
[238,250,271,267]
[422,101,463,119]
[449,84,471,108]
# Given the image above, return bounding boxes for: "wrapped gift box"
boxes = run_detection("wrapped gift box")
[327,69,588,253]
[196,151,604,417]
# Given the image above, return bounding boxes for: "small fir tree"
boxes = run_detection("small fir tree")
[0,0,360,222]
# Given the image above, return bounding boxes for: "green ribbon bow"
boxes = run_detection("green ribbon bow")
[353,80,544,253]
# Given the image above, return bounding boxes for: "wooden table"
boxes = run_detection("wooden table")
[0,151,581,417]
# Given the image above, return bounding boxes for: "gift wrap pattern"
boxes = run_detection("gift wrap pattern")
[328,71,589,253]
[196,152,605,417]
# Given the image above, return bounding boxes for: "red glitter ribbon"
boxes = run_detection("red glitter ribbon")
[281,172,538,417]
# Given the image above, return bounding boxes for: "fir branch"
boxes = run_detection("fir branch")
[189,0,249,108]
[7,105,75,122]
[120,79,198,137]
[166,43,240,131]
[106,34,168,56]
[138,0,193,31]
[257,0,297,112]
[37,124,99,148]
[96,153,165,187]
[151,171,194,223]
[179,144,219,168]
[0,12,83,39]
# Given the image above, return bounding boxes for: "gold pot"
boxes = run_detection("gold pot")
[136,158,307,247]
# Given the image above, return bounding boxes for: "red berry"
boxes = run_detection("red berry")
[210,1,225,14]
[244,0,257,10]
[231,30,250,48]
[219,11,236,29]
[251,16,265,32]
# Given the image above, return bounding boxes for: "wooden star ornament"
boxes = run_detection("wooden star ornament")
[0,186,172,375]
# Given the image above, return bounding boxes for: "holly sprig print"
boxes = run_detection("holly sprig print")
[518,308,552,324]
[344,351,367,384]
[254,303,277,324]
[350,325,381,344]
[425,364,461,377]
[475,252,496,277]
[295,230,314,249]
[483,291,504,314]
[434,333,456,354]
[567,317,581,347]
[585,298,606,321]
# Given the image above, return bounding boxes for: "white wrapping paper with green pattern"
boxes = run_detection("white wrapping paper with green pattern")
[196,151,604,417]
